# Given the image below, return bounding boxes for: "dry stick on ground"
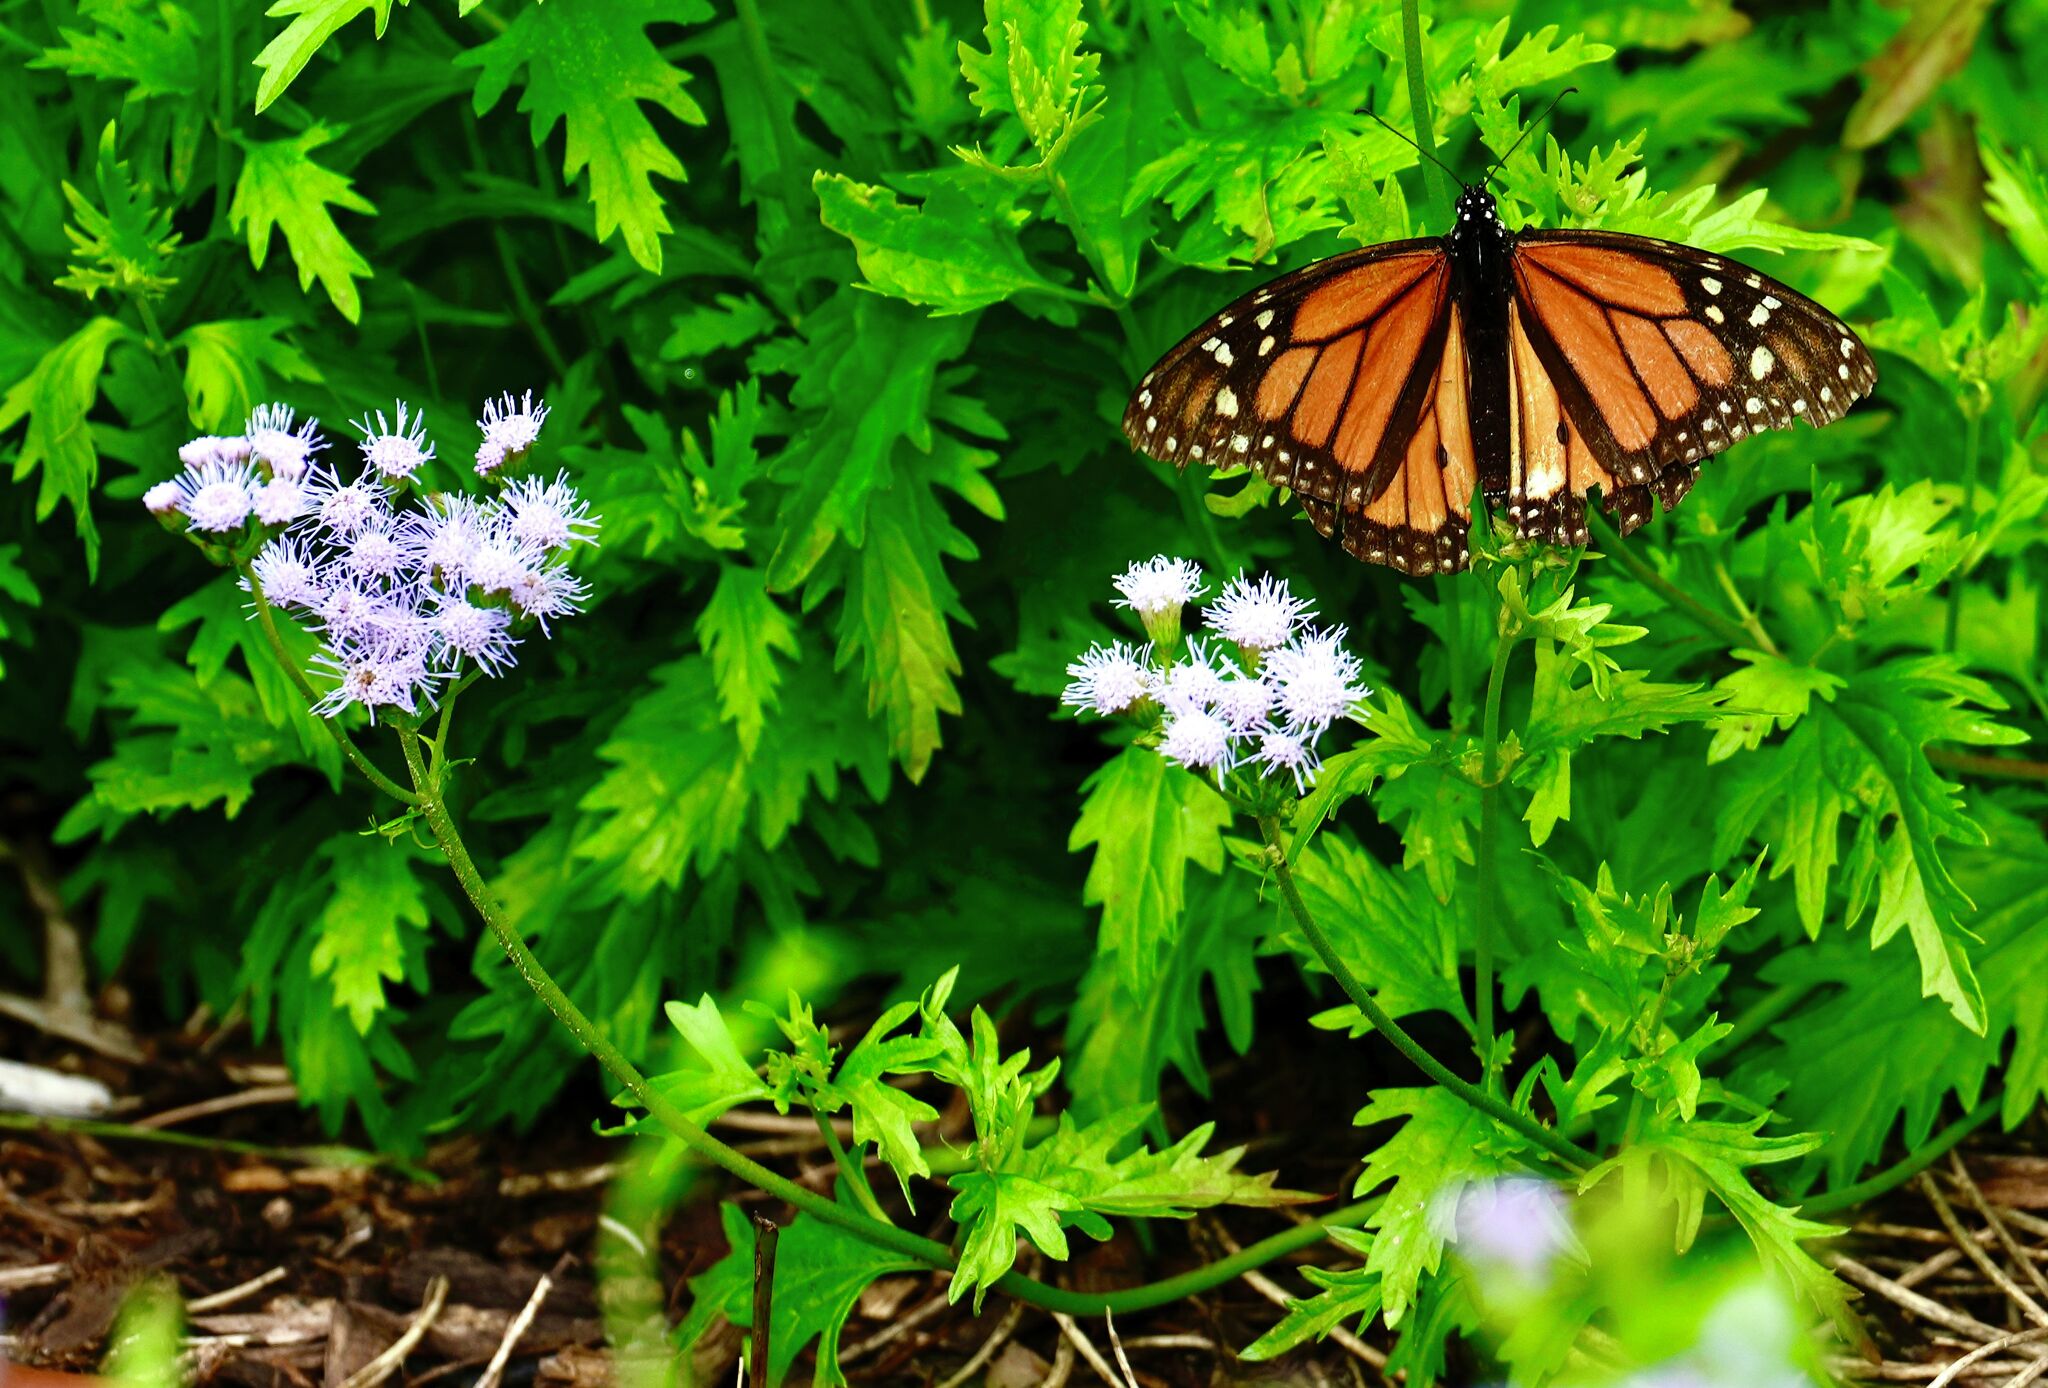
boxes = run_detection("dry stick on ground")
[186,1267,287,1313]
[134,1084,300,1131]
[1832,1256,2008,1342]
[1900,1248,1973,1292]
[1103,1311,1142,1388]
[2004,1351,2048,1388]
[836,1291,950,1364]
[1040,1331,1076,1388]
[0,1263,67,1292]
[936,1296,1028,1388]
[1918,1173,2048,1327]
[336,1275,449,1388]
[473,1258,562,1388]
[1931,1329,2048,1388]
[1052,1312,1126,1388]
[1949,1156,2048,1308]
[1829,1360,2048,1382]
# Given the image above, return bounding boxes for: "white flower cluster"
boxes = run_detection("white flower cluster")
[1062,559,1369,791]
[146,393,596,722]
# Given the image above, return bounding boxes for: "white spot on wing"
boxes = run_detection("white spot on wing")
[1702,277,1722,295]
[1215,342,1234,366]
[1705,306,1724,324]
[1792,399,1807,414]
[1750,345,1774,379]
[1749,304,1771,327]
[1763,295,1782,309]
[1745,397,1763,414]
[1256,309,1275,329]
[1259,335,1275,356]
[1838,363,1849,379]
[1231,434,1249,453]
[1216,387,1239,418]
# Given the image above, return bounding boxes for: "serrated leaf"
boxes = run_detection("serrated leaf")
[1068,744,1230,992]
[460,0,712,273]
[309,835,430,1033]
[657,995,773,1125]
[696,565,798,757]
[36,0,203,99]
[815,171,1077,315]
[252,0,402,113]
[174,319,321,433]
[0,318,130,570]
[228,125,377,321]
[957,0,1102,153]
[56,121,181,302]
[1239,1227,1383,1360]
[1982,137,2048,282]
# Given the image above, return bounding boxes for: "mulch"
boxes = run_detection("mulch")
[6,1006,2048,1386]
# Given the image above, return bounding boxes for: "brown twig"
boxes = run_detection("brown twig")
[1215,1223,1388,1373]
[1950,1156,2048,1308]
[838,1291,949,1363]
[1832,1255,2007,1342]
[474,1259,561,1388]
[1933,1329,2048,1388]
[1918,1174,2048,1327]
[1103,1311,1141,1388]
[336,1275,449,1388]
[134,1083,300,1131]
[937,1296,1029,1388]
[1040,1330,1076,1388]
[1053,1312,1126,1388]
[185,1267,286,1312]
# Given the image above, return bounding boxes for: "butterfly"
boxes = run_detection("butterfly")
[1121,179,1878,577]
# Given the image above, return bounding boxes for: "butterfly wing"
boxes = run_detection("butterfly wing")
[1122,241,1478,575]
[1507,230,1878,541]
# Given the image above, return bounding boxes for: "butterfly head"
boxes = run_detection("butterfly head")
[1454,185,1501,226]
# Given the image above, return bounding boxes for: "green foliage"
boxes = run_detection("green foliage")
[6,0,2048,1379]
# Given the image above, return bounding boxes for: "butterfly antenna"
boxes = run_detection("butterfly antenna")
[1363,110,1464,183]
[1483,86,1577,186]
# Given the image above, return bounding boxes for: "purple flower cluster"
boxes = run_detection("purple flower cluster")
[146,394,595,722]
[1062,559,1370,792]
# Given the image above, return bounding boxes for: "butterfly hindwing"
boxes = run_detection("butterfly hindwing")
[1509,230,1878,540]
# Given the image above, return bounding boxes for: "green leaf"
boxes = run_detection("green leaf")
[1350,1087,1517,1326]
[1587,1116,1857,1342]
[947,1169,1081,1309]
[174,319,321,434]
[956,0,1102,155]
[657,996,773,1125]
[1068,744,1231,992]
[696,565,798,757]
[660,294,777,361]
[460,0,713,273]
[768,1203,927,1385]
[228,125,378,321]
[35,0,202,99]
[1982,136,2048,282]
[815,171,1078,316]
[0,318,132,569]
[55,122,181,302]
[1286,831,1469,1027]
[252,0,403,114]
[674,1203,755,1351]
[309,835,430,1034]
[1239,1227,1382,1361]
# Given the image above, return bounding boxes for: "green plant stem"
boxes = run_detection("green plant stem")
[1718,980,1811,1054]
[732,0,810,217]
[1256,815,1597,1173]
[815,1108,893,1226]
[240,567,418,804]
[1586,512,1760,652]
[1398,0,1453,217]
[389,722,1367,1316]
[1801,1097,2001,1217]
[1475,625,1514,1091]
[1944,403,1983,654]
[1927,748,2048,783]
[0,1111,433,1181]
[212,0,235,231]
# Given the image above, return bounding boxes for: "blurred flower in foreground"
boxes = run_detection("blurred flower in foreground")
[1446,1177,1579,1293]
[145,393,598,723]
[1063,557,1369,792]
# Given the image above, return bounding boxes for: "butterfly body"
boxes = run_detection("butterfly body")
[1123,183,1878,576]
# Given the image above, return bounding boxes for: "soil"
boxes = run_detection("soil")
[4,989,2047,1387]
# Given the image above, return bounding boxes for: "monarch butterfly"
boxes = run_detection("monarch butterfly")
[1122,171,1877,577]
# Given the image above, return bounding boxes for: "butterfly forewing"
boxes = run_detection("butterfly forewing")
[1509,230,1878,538]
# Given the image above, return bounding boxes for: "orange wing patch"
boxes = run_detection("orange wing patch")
[1311,303,1474,576]
[1294,253,1437,341]
[1519,243,1686,315]
[1519,262,1658,453]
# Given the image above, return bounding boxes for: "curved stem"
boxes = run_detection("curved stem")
[241,566,418,804]
[1399,0,1453,218]
[732,0,810,217]
[1475,626,1513,1090]
[815,1108,893,1227]
[1801,1097,2001,1217]
[1256,815,1597,1173]
[1927,748,2048,783]
[391,723,1373,1316]
[1586,512,1759,652]
[1944,402,1983,654]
